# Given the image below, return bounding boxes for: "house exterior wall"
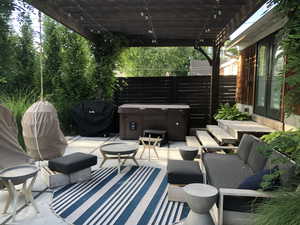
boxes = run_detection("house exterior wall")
[236,38,300,131]
[236,45,256,106]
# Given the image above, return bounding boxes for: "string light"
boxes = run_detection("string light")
[70,0,110,36]
[142,0,157,44]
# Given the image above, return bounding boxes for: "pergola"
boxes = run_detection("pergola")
[26,0,267,118]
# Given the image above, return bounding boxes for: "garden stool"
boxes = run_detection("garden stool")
[183,183,218,225]
[139,136,161,160]
[179,146,199,160]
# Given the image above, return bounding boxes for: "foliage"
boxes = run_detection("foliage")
[261,129,300,161]
[90,33,127,99]
[0,0,17,91]
[0,90,37,150]
[0,0,37,93]
[214,103,250,121]
[269,0,300,115]
[255,127,300,225]
[14,13,37,90]
[40,16,62,95]
[254,191,300,225]
[118,47,207,77]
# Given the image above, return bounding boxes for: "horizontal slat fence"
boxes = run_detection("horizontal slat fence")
[114,75,236,128]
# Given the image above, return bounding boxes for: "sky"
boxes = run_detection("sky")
[11,2,275,44]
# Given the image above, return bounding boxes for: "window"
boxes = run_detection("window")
[254,34,283,120]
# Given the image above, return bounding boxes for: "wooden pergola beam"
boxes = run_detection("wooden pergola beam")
[26,0,97,42]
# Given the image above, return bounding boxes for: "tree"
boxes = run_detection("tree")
[0,0,16,91]
[118,47,207,77]
[14,13,37,90]
[41,16,62,96]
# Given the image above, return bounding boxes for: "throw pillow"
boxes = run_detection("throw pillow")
[238,168,279,190]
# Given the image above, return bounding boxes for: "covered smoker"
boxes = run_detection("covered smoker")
[71,100,114,137]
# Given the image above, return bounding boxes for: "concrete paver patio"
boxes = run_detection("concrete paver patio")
[0,136,187,225]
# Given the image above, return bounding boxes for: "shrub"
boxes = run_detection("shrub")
[254,191,300,225]
[214,103,250,121]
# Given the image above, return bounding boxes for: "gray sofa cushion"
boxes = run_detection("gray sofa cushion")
[237,134,254,163]
[265,151,296,186]
[203,153,253,188]
[247,140,269,173]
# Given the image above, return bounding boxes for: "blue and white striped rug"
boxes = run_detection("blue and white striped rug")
[52,166,189,225]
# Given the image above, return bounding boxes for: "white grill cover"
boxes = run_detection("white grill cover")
[0,105,32,169]
[22,101,67,160]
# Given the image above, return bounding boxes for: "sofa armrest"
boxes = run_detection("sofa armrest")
[218,188,272,225]
[219,188,272,198]
[201,146,239,151]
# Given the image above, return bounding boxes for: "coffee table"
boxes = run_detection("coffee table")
[100,142,139,173]
[0,164,39,221]
[183,183,218,225]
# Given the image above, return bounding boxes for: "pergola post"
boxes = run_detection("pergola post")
[210,45,221,123]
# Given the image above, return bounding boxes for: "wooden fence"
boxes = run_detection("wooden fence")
[114,75,236,128]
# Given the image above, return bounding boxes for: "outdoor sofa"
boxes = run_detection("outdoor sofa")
[167,134,296,225]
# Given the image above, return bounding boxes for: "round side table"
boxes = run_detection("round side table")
[0,164,39,221]
[183,183,218,225]
[179,146,199,160]
[100,142,139,174]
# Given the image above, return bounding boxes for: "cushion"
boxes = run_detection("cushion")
[237,134,254,162]
[203,153,253,188]
[167,160,203,184]
[246,140,269,173]
[238,168,278,190]
[49,153,97,174]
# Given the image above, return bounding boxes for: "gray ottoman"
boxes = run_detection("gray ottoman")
[179,146,199,160]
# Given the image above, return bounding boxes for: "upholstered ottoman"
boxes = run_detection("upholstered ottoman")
[49,152,97,174]
[45,153,97,188]
[167,160,203,202]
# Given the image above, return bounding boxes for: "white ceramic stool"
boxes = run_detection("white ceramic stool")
[183,183,218,225]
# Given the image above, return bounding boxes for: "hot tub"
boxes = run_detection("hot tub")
[118,104,190,141]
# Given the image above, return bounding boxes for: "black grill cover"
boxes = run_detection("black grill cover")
[72,100,114,136]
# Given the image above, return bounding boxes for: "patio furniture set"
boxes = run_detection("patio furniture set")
[167,134,296,225]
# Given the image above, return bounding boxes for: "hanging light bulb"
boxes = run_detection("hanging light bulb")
[80,16,84,21]
[141,12,144,17]
[218,9,222,15]
[148,30,153,34]
[68,13,71,17]
[213,14,217,19]
[145,16,149,20]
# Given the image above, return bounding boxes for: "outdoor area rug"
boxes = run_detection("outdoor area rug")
[51,166,189,225]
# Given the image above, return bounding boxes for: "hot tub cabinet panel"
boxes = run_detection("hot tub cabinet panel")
[118,104,190,141]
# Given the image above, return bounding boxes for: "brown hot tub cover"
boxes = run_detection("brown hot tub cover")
[22,101,67,160]
[0,105,32,169]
